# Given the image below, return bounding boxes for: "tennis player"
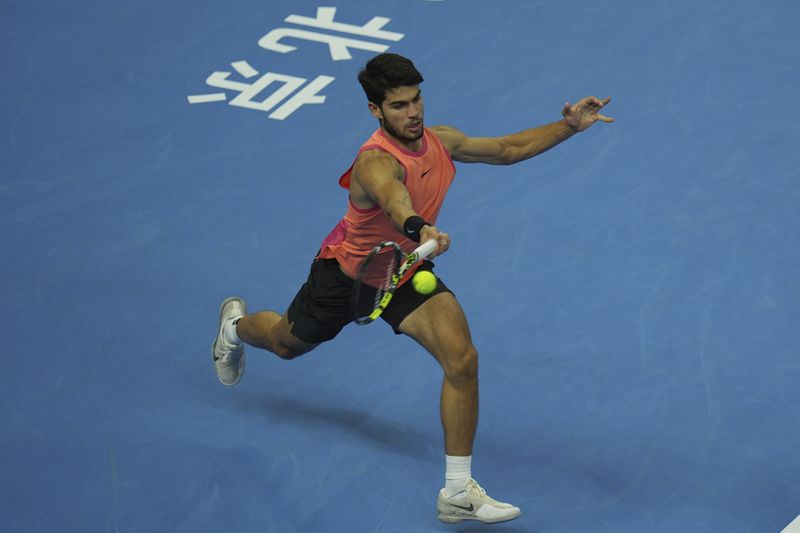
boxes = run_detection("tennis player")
[211,53,613,524]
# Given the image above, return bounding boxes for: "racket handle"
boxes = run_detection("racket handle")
[414,239,438,260]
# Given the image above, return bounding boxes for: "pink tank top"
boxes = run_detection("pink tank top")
[318,127,456,281]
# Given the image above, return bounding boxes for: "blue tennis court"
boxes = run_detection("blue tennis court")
[2,1,799,531]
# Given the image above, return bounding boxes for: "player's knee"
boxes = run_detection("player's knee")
[275,348,294,360]
[274,342,313,360]
[274,344,299,360]
[443,345,478,382]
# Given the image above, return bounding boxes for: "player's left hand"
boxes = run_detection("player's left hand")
[562,96,614,132]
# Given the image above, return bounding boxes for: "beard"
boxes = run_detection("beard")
[382,118,424,144]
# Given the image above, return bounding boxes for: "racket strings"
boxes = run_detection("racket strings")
[353,245,401,323]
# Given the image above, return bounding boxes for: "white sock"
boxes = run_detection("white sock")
[222,316,243,345]
[444,455,472,497]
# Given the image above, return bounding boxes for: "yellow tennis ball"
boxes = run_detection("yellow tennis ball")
[412,270,437,294]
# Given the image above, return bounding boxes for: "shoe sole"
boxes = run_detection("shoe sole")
[437,508,521,524]
[437,512,521,524]
[212,296,247,386]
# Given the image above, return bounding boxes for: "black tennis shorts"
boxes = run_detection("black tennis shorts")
[286,257,452,344]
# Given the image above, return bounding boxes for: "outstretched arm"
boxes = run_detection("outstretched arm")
[431,96,613,165]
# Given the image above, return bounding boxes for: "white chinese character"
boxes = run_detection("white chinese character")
[259,6,404,61]
[187,61,334,121]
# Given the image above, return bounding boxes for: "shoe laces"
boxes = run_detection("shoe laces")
[216,340,242,363]
[467,479,486,497]
[467,479,501,505]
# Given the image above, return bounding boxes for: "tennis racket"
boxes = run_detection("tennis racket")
[352,239,438,325]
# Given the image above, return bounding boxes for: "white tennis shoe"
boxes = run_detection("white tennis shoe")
[437,478,521,524]
[212,296,246,386]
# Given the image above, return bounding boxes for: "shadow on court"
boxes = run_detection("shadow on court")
[231,390,441,463]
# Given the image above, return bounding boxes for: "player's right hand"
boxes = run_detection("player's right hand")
[420,225,450,259]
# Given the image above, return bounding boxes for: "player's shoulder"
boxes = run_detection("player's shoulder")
[356,146,395,162]
[429,124,460,136]
[429,125,466,152]
[353,147,403,180]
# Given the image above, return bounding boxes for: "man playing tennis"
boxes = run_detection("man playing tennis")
[211,53,613,524]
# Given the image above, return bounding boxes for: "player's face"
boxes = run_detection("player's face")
[371,86,424,147]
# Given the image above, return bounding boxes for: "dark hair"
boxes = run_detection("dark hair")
[358,53,424,107]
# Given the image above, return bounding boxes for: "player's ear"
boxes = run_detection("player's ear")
[368,101,383,121]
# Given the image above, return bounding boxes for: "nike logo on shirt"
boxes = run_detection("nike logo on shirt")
[421,168,432,178]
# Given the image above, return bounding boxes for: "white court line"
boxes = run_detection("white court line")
[187,93,227,104]
[781,514,800,533]
[231,60,259,78]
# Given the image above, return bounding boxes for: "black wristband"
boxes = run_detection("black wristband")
[403,215,429,243]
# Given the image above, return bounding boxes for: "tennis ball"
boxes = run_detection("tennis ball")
[412,270,437,294]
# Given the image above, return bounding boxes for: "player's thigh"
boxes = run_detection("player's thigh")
[273,312,320,356]
[281,258,354,351]
[398,292,476,369]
